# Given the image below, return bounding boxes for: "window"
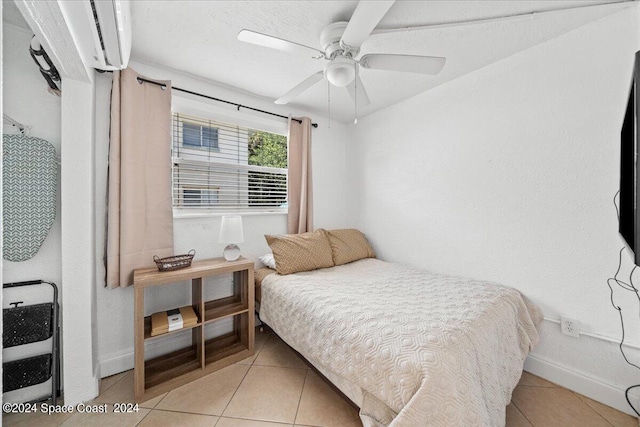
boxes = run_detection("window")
[172,113,287,212]
[181,187,219,206]
[182,122,218,149]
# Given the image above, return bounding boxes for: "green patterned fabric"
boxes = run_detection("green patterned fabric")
[3,134,57,262]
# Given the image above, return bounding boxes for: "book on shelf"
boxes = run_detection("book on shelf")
[150,306,198,336]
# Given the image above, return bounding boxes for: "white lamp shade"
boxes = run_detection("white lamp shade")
[324,57,356,87]
[219,216,244,243]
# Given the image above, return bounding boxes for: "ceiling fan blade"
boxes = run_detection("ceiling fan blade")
[238,30,325,57]
[341,0,395,49]
[275,72,324,105]
[345,74,371,107]
[360,54,446,75]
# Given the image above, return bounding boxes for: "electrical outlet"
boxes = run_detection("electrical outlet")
[560,316,580,338]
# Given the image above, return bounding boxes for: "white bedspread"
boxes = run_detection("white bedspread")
[260,258,542,427]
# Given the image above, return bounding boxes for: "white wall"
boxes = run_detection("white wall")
[2,24,61,285]
[346,6,640,415]
[95,61,349,376]
[60,75,100,405]
[2,23,62,403]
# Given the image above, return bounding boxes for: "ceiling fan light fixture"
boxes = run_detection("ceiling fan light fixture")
[324,57,356,87]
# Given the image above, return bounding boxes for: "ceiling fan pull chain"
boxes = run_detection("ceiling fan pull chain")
[354,62,358,125]
[327,80,331,129]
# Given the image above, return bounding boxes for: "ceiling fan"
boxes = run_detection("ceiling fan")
[237,0,446,107]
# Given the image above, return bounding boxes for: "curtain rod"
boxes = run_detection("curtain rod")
[136,77,318,128]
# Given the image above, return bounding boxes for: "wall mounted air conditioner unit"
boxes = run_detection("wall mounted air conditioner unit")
[65,0,132,71]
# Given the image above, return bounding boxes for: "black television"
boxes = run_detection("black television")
[619,51,640,266]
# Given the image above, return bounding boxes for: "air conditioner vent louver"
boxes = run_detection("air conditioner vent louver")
[89,0,107,54]
[67,0,131,71]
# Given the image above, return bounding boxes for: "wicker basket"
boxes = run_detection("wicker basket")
[153,250,196,272]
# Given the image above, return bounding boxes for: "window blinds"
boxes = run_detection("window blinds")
[172,113,287,212]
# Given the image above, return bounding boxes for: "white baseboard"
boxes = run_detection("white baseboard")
[99,350,134,379]
[525,353,639,417]
[92,364,101,399]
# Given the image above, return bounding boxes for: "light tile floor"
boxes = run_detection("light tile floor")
[3,327,638,427]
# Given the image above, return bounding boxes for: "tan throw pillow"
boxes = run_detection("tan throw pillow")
[265,229,334,275]
[325,229,376,266]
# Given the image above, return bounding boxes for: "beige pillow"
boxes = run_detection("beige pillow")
[325,229,376,266]
[265,229,334,275]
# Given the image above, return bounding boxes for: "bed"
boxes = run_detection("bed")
[258,230,542,427]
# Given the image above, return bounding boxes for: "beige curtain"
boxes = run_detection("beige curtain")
[287,117,313,234]
[106,68,174,288]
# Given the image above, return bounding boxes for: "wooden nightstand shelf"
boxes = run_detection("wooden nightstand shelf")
[133,257,254,402]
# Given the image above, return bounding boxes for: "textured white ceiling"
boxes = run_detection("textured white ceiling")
[4,1,631,122]
[129,1,630,122]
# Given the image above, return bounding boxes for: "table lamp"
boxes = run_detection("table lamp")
[219,215,244,261]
